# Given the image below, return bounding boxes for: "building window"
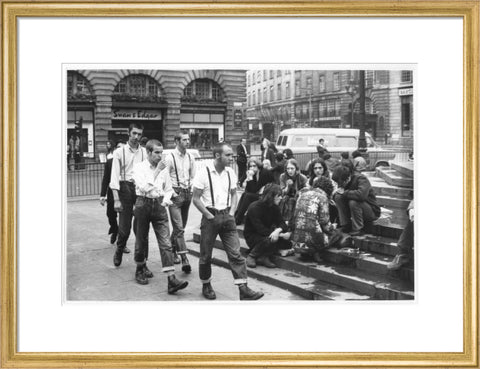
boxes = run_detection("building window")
[183,79,225,102]
[366,71,374,88]
[67,71,94,99]
[375,71,388,84]
[285,82,290,99]
[319,99,339,117]
[270,85,274,101]
[114,74,161,98]
[247,93,251,106]
[253,91,256,105]
[401,70,412,83]
[277,83,282,100]
[247,74,251,86]
[263,87,267,102]
[295,80,300,96]
[401,100,412,134]
[263,70,267,81]
[277,70,282,77]
[269,70,274,79]
[333,73,340,91]
[257,71,261,83]
[319,75,325,92]
[258,88,262,104]
[306,77,312,93]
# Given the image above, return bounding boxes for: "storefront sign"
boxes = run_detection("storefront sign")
[112,109,162,120]
[398,88,413,96]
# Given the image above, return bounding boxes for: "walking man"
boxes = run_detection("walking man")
[236,138,249,187]
[110,123,147,266]
[165,131,196,273]
[192,142,264,301]
[132,139,188,293]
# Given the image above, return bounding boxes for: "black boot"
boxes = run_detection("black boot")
[202,282,216,300]
[135,266,148,285]
[181,254,191,274]
[239,284,264,300]
[167,275,188,294]
[113,247,123,267]
[143,264,154,278]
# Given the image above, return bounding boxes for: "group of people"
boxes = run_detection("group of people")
[235,137,412,271]
[99,124,264,300]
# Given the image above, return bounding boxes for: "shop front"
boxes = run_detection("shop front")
[110,108,164,144]
[180,112,225,151]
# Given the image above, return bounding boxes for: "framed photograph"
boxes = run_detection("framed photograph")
[1,1,478,368]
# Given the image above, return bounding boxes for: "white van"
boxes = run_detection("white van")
[275,128,394,169]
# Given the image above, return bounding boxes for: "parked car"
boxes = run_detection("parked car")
[275,128,396,171]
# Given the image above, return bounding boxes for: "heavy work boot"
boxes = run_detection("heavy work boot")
[167,275,188,294]
[238,284,264,301]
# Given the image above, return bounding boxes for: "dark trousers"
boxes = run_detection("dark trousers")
[168,188,192,254]
[334,194,379,231]
[106,196,118,235]
[398,220,414,255]
[237,161,247,185]
[116,181,137,250]
[235,192,260,224]
[199,211,247,285]
[246,235,292,258]
[133,197,174,272]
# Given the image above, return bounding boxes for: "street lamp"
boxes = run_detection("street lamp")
[345,79,357,129]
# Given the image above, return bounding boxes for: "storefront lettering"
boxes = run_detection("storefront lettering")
[112,109,161,120]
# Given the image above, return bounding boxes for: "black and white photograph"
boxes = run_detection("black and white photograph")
[66,68,415,301]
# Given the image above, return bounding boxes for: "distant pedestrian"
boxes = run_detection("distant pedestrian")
[192,142,264,300]
[236,138,249,187]
[352,150,367,173]
[260,137,276,165]
[283,148,294,160]
[316,138,328,159]
[131,139,188,294]
[165,131,196,272]
[244,184,292,269]
[110,123,148,266]
[332,165,380,236]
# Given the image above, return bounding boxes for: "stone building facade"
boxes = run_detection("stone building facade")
[245,70,414,147]
[67,69,246,160]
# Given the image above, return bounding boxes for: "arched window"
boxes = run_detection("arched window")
[113,74,163,101]
[67,71,94,100]
[183,79,225,103]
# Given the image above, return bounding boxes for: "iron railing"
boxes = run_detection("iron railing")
[67,150,410,197]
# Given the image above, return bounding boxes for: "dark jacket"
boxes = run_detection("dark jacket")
[343,174,381,217]
[236,144,248,164]
[244,200,288,240]
[261,148,276,166]
[100,159,113,201]
[271,158,286,184]
[245,168,274,194]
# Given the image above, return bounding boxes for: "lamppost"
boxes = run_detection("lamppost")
[344,79,357,129]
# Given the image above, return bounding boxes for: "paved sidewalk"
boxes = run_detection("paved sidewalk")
[67,199,303,301]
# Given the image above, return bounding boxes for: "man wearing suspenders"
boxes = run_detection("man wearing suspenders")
[110,123,149,267]
[165,131,195,273]
[192,143,264,300]
[131,139,188,293]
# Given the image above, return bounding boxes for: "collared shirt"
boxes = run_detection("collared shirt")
[192,163,237,210]
[165,148,196,189]
[132,160,173,201]
[109,142,147,191]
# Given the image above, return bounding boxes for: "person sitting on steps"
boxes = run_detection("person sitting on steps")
[388,200,414,270]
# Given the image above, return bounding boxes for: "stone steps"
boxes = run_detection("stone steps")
[376,167,414,188]
[391,161,414,178]
[187,242,371,300]
[191,227,414,300]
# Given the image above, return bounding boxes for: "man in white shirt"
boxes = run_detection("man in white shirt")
[192,143,264,300]
[165,131,196,273]
[110,123,148,267]
[132,139,188,294]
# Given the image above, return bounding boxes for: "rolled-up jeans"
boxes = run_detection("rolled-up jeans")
[168,188,192,255]
[116,181,136,250]
[133,196,174,273]
[199,209,247,285]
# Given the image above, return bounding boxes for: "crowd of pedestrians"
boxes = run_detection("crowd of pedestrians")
[99,130,413,300]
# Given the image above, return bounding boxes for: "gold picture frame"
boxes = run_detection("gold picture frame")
[1,1,478,367]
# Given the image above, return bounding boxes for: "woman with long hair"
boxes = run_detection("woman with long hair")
[260,137,276,166]
[244,184,292,268]
[279,159,308,224]
[307,158,330,187]
[234,157,274,225]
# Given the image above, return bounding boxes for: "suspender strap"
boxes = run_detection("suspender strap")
[187,152,191,187]
[206,167,215,208]
[122,147,126,181]
[171,153,180,186]
[227,171,231,207]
